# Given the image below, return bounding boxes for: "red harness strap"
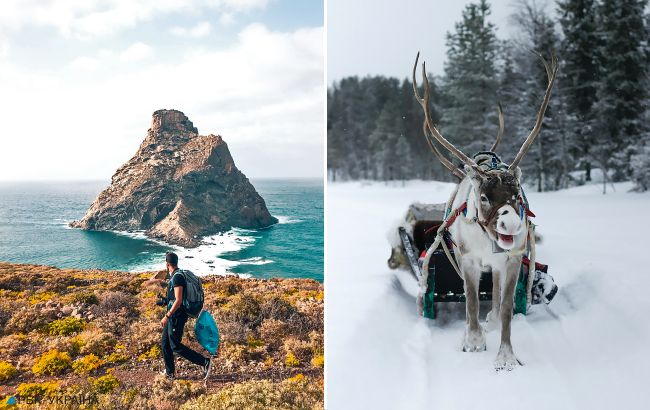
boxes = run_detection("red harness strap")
[423,202,467,239]
[445,202,467,226]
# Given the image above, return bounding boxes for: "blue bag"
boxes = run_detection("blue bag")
[194,310,220,355]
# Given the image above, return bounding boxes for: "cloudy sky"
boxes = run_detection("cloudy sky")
[0,0,323,180]
[328,0,528,82]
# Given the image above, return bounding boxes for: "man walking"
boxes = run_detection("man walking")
[160,252,211,380]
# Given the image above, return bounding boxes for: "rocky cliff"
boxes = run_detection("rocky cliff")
[71,109,277,247]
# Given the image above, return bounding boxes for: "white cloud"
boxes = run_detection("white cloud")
[170,21,212,38]
[0,23,324,180]
[222,0,269,13]
[219,13,235,27]
[119,42,153,62]
[69,56,99,70]
[0,0,269,39]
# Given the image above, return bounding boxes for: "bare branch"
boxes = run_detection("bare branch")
[509,51,558,170]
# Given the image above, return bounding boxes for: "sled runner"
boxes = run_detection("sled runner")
[389,202,558,319]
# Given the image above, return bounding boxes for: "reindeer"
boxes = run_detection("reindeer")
[411,52,558,370]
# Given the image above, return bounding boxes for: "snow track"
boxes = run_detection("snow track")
[327,180,650,410]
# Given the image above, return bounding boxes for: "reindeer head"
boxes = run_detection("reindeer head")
[467,165,523,249]
[412,51,558,248]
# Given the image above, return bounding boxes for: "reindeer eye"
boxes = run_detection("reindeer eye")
[480,195,488,203]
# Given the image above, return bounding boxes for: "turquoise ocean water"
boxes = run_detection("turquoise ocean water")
[0,179,323,281]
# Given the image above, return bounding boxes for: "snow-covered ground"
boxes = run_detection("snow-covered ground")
[326,180,650,410]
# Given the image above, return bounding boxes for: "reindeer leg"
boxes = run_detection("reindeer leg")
[494,257,522,370]
[461,263,485,352]
[485,269,500,331]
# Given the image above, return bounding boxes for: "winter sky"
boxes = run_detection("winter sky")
[0,0,323,180]
[328,0,533,82]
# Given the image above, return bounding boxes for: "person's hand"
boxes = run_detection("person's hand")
[160,315,168,328]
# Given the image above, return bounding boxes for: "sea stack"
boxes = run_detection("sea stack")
[71,109,278,247]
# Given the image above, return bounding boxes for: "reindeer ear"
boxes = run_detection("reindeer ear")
[513,166,522,182]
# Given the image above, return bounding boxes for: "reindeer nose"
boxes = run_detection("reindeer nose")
[500,221,506,230]
[501,209,509,215]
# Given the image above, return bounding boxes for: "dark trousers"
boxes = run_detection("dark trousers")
[161,312,206,375]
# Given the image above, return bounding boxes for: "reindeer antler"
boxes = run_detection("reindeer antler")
[509,52,559,170]
[491,102,505,152]
[412,52,485,177]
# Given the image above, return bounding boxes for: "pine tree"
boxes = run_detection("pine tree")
[594,0,649,189]
[509,1,569,191]
[557,0,601,182]
[442,0,501,155]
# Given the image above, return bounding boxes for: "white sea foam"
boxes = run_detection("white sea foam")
[127,227,268,278]
[276,215,304,224]
[238,257,274,266]
[65,220,275,277]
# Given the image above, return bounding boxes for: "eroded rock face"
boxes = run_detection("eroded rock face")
[71,109,277,247]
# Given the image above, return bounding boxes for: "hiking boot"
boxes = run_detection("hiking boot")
[202,357,212,380]
[160,371,175,380]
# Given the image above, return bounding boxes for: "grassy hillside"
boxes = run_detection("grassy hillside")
[0,262,323,409]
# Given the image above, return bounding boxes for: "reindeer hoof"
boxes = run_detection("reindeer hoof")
[494,346,520,371]
[462,327,486,352]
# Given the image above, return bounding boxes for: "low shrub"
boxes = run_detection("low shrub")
[0,361,17,382]
[285,352,300,367]
[5,307,54,334]
[104,352,128,364]
[259,319,290,347]
[311,354,324,368]
[247,335,264,348]
[79,331,116,356]
[28,291,56,305]
[224,293,262,327]
[47,317,85,336]
[65,291,99,305]
[32,349,72,376]
[283,337,312,363]
[72,354,104,374]
[0,334,28,358]
[88,372,120,394]
[179,377,323,410]
[137,344,161,361]
[16,382,60,398]
[93,291,138,318]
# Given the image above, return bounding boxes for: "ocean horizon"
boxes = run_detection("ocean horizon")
[0,178,323,282]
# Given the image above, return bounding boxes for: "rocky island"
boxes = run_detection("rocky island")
[71,109,277,247]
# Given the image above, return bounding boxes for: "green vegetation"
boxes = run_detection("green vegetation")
[179,376,323,410]
[47,317,85,336]
[16,382,60,398]
[0,361,17,382]
[0,262,323,409]
[72,354,104,374]
[32,349,72,376]
[88,372,120,394]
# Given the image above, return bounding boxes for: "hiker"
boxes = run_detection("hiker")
[158,252,211,380]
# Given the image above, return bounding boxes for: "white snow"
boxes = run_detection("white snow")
[326,180,650,410]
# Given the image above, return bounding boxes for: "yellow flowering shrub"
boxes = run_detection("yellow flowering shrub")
[47,317,85,336]
[72,354,104,374]
[16,382,60,398]
[32,350,71,376]
[0,361,17,382]
[88,373,120,394]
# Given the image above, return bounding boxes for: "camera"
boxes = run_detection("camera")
[156,294,168,307]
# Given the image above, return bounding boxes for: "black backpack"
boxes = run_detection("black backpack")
[170,269,204,318]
